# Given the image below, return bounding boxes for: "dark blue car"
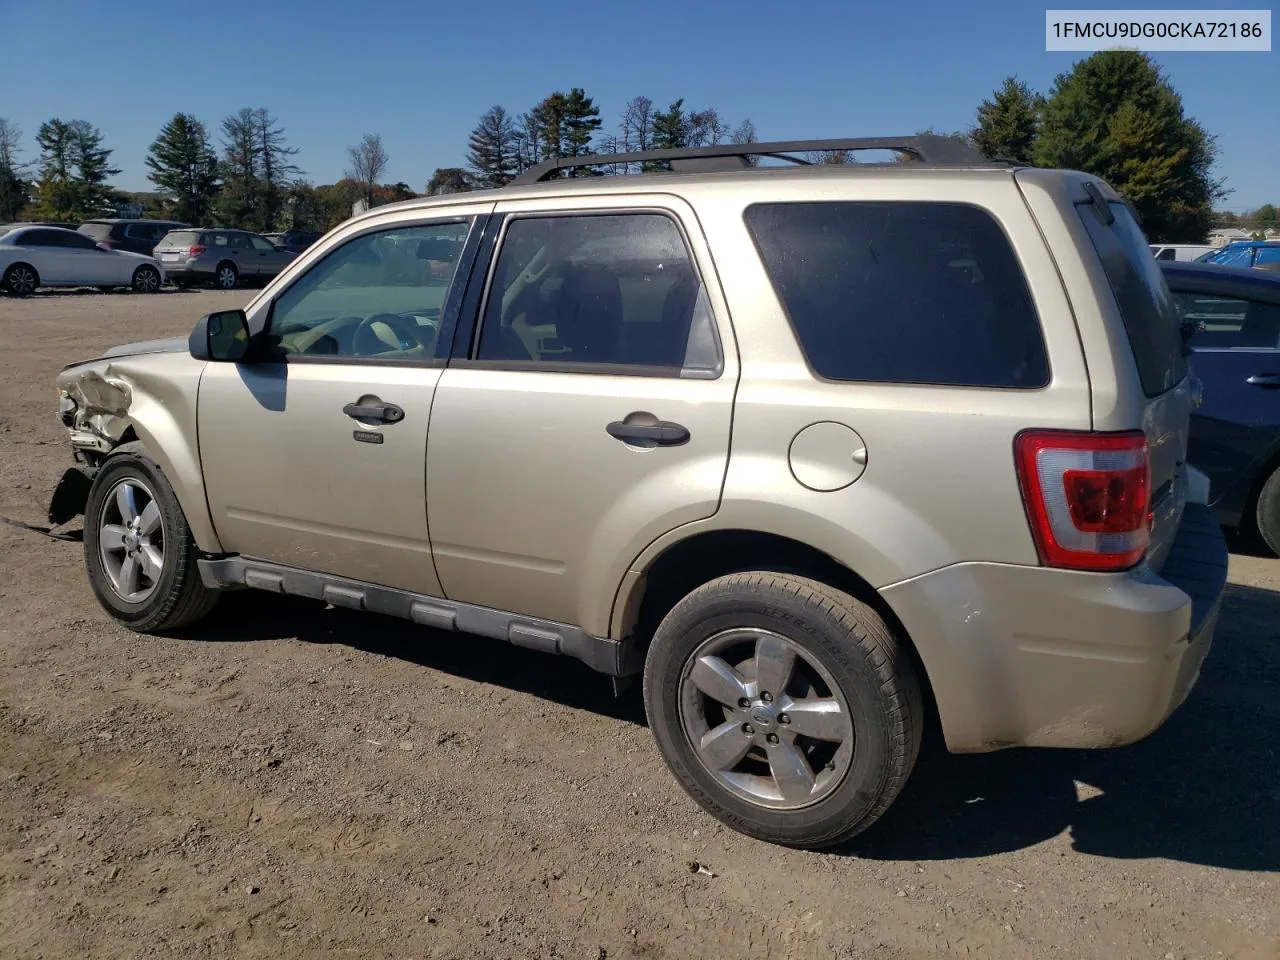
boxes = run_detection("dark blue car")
[1160,260,1280,553]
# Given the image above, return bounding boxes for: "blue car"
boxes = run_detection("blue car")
[1160,260,1280,553]
[1197,240,1280,269]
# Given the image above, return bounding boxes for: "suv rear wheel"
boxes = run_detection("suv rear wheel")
[83,450,220,632]
[1255,465,1280,556]
[643,572,923,849]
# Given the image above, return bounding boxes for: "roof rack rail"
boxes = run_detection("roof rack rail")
[511,135,991,184]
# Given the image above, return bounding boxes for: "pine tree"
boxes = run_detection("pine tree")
[253,108,300,231]
[215,109,260,229]
[972,77,1042,163]
[1036,51,1222,241]
[466,106,517,188]
[146,113,220,224]
[651,99,687,150]
[561,88,602,172]
[34,118,118,219]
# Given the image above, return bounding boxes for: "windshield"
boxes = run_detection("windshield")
[1204,245,1253,267]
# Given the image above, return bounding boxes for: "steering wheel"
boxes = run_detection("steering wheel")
[352,313,431,356]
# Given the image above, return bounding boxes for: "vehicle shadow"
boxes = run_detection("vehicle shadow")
[850,580,1280,871]
[180,577,1280,871]
[184,590,648,727]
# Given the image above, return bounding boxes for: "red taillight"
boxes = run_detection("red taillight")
[188,245,205,257]
[1014,430,1152,571]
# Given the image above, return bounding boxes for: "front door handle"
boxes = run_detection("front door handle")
[1246,374,1280,389]
[606,419,690,447]
[343,400,405,423]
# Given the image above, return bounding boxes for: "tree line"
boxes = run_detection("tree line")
[0,110,407,234]
[0,52,1268,243]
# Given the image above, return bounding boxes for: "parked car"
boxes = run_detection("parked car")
[78,219,190,257]
[47,136,1227,850]
[1150,243,1217,262]
[0,220,80,237]
[152,228,297,289]
[262,231,323,255]
[1160,260,1280,553]
[1198,239,1280,269]
[0,225,165,295]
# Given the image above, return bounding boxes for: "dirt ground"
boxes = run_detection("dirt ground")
[0,289,1277,960]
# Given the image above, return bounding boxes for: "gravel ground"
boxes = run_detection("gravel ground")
[1,289,1278,960]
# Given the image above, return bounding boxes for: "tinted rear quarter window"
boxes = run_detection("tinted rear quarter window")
[78,222,113,240]
[1077,201,1187,396]
[744,201,1048,388]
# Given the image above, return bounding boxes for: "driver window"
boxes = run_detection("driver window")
[266,219,472,361]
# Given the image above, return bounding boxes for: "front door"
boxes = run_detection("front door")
[198,214,481,595]
[1180,287,1280,510]
[425,200,738,633]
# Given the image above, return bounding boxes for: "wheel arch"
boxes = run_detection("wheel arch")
[613,527,940,731]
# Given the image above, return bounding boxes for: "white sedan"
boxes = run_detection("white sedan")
[0,225,167,295]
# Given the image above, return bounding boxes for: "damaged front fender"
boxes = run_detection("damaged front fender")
[54,353,223,553]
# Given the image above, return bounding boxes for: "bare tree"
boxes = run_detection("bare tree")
[0,118,27,220]
[686,109,730,147]
[620,96,654,172]
[731,119,759,167]
[345,133,390,207]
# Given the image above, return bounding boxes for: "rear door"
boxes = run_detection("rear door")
[424,197,737,634]
[249,233,293,277]
[1176,286,1280,514]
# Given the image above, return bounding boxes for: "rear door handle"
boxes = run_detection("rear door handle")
[606,420,690,447]
[1246,374,1280,389]
[343,400,405,423]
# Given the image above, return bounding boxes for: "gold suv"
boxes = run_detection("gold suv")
[49,137,1228,848]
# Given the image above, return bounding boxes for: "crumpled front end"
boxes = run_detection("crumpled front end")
[49,351,222,552]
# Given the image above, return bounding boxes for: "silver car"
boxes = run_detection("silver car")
[153,228,296,290]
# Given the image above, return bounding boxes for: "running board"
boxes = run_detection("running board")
[197,556,637,677]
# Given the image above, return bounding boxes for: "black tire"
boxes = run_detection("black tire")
[83,449,219,633]
[131,264,161,294]
[2,262,39,296]
[214,261,238,290]
[1256,465,1280,556]
[643,572,923,849]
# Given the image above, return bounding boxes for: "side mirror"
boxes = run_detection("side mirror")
[189,309,251,362]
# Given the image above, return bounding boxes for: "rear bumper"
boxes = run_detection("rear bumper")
[880,502,1228,752]
[158,263,214,282]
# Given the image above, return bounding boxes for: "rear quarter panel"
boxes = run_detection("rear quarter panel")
[641,171,1094,587]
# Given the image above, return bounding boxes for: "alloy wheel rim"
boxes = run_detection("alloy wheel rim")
[218,267,235,288]
[136,268,159,292]
[98,479,165,603]
[10,267,35,293]
[678,627,856,810]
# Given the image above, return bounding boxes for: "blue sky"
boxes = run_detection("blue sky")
[2,0,1274,208]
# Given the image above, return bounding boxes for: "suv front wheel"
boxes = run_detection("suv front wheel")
[643,572,923,849]
[83,449,220,633]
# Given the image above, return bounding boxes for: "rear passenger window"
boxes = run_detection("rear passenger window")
[744,201,1048,388]
[1078,201,1187,396]
[475,213,721,376]
[1173,292,1280,350]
